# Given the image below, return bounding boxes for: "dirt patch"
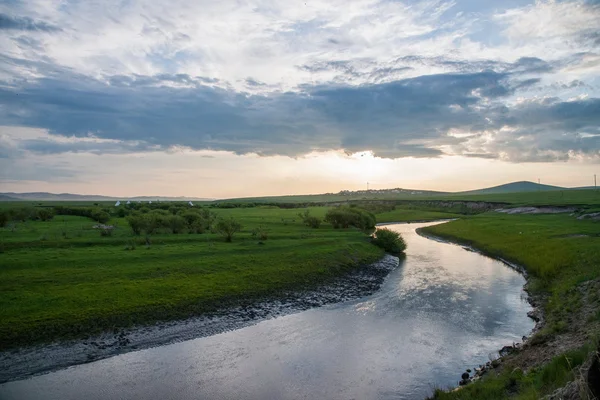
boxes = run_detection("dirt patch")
[578,212,600,221]
[0,255,400,384]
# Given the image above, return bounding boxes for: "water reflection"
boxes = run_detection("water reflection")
[0,222,534,400]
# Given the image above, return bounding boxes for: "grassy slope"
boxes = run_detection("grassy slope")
[0,207,384,350]
[421,213,600,399]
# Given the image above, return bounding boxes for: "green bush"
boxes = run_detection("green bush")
[325,206,376,230]
[127,215,146,235]
[0,212,8,227]
[298,209,322,228]
[91,209,111,224]
[372,228,406,254]
[36,208,55,221]
[168,215,186,234]
[251,225,269,240]
[215,218,242,242]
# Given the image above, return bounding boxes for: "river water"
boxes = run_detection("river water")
[0,222,534,400]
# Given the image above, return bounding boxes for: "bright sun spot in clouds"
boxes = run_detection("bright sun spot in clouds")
[316,151,389,183]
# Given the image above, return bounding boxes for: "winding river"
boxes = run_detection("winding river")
[0,221,534,400]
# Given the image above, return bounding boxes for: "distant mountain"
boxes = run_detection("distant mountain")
[0,192,214,202]
[0,194,20,201]
[457,181,564,195]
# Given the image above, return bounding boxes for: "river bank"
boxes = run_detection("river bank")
[1,221,534,400]
[421,214,600,399]
[416,228,546,386]
[0,254,399,384]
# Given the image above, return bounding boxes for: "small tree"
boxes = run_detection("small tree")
[127,215,146,235]
[200,209,217,231]
[215,218,242,242]
[372,228,406,254]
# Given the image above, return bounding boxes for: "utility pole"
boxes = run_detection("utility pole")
[595,174,597,189]
[367,182,369,191]
[538,178,540,192]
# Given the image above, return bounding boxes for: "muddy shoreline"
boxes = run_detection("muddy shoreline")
[0,254,400,384]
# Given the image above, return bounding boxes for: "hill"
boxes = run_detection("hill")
[0,195,19,202]
[456,181,564,195]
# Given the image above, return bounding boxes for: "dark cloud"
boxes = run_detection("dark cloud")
[1,59,599,161]
[297,56,553,85]
[0,13,61,32]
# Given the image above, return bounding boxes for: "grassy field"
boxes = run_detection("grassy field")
[0,206,391,350]
[210,188,600,207]
[421,213,600,399]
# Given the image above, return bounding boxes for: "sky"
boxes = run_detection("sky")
[0,0,599,198]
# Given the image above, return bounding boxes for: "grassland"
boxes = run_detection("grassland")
[208,188,600,208]
[0,206,391,350]
[421,213,600,399]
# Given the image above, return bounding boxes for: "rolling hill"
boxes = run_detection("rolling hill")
[456,181,564,195]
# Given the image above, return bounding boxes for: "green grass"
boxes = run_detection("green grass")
[430,342,595,400]
[422,212,600,399]
[0,206,385,350]
[214,188,600,208]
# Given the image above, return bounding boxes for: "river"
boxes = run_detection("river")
[0,221,534,400]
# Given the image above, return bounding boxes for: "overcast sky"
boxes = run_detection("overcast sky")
[1,0,599,197]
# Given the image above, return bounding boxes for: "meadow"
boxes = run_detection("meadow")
[0,205,396,349]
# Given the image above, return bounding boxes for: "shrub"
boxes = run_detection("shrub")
[10,207,34,222]
[199,209,217,230]
[127,215,146,235]
[0,211,8,227]
[215,218,242,242]
[325,206,376,230]
[37,208,55,221]
[298,209,322,228]
[91,210,111,224]
[168,215,187,234]
[372,228,406,254]
[251,225,268,241]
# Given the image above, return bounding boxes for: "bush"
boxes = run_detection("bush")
[91,209,111,224]
[251,225,268,241]
[9,207,34,222]
[215,218,242,242]
[36,208,55,221]
[0,212,8,227]
[372,228,406,254]
[298,209,322,228]
[127,215,146,235]
[325,206,376,230]
[168,215,186,234]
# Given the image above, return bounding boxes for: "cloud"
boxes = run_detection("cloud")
[0,13,61,32]
[0,0,599,167]
[1,61,598,162]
